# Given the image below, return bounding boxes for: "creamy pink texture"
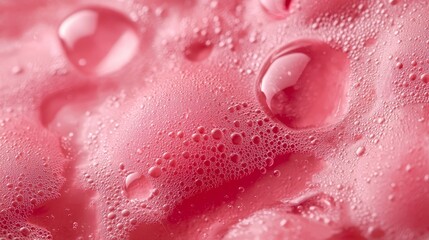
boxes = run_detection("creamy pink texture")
[0,0,429,239]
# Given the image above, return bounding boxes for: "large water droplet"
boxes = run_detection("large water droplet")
[58,6,139,76]
[284,192,339,224]
[124,172,153,200]
[257,40,349,129]
[260,0,291,18]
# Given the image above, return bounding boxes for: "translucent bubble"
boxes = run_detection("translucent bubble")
[211,128,224,140]
[58,6,139,76]
[124,172,153,200]
[148,166,162,178]
[257,40,349,129]
[231,132,243,145]
[260,0,291,18]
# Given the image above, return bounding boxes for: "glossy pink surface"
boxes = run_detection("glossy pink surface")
[0,0,428,239]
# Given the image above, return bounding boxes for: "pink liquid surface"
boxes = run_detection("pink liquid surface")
[0,0,429,239]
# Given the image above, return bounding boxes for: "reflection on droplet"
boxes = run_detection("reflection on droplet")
[124,172,152,200]
[260,0,291,18]
[58,6,139,76]
[257,40,349,129]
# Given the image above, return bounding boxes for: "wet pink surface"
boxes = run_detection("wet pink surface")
[0,0,429,239]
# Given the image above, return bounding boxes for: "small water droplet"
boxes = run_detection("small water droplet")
[388,0,397,5]
[257,40,349,129]
[107,212,117,219]
[230,153,241,163]
[11,66,23,75]
[279,219,289,227]
[19,227,30,237]
[395,62,403,69]
[58,7,139,76]
[356,146,366,156]
[121,209,130,217]
[252,135,261,144]
[421,73,429,83]
[376,117,385,124]
[192,133,202,142]
[211,128,224,140]
[230,132,243,145]
[148,166,162,178]
[265,157,274,167]
[405,164,412,172]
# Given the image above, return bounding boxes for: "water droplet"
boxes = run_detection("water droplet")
[230,132,243,145]
[284,192,338,224]
[162,152,171,160]
[192,133,202,142]
[405,164,412,172]
[421,73,429,83]
[124,172,153,199]
[396,62,403,69]
[260,0,291,18]
[356,146,366,156]
[211,128,224,140]
[58,7,139,76]
[257,40,349,129]
[11,66,23,75]
[121,209,130,217]
[107,212,117,219]
[230,153,240,163]
[252,135,261,144]
[279,219,289,227]
[376,117,385,124]
[388,0,397,5]
[184,41,213,61]
[148,166,162,178]
[19,227,30,237]
[265,157,274,167]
